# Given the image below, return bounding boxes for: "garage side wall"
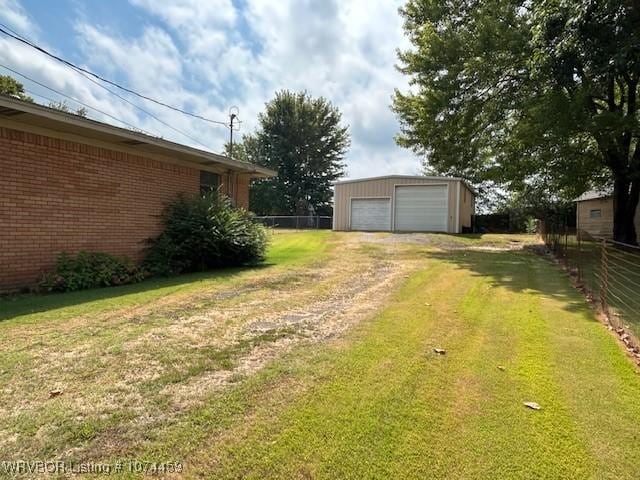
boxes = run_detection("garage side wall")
[458,183,475,232]
[333,177,460,232]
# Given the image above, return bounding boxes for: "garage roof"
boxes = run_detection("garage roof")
[334,175,477,195]
[0,95,275,177]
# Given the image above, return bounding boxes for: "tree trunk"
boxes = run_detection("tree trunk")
[612,178,639,245]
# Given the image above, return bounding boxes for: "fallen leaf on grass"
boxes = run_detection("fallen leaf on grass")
[524,401,541,410]
[49,390,63,399]
[433,348,446,355]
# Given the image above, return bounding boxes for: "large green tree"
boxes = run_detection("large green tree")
[0,75,33,101]
[238,90,349,216]
[393,0,640,244]
[224,133,262,165]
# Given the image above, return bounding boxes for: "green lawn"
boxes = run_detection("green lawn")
[0,229,333,324]
[1,231,640,479]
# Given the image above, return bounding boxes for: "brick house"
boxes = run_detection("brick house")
[0,95,275,292]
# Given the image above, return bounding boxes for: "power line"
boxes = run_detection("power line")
[0,29,218,149]
[0,63,213,149]
[0,63,155,133]
[0,22,229,127]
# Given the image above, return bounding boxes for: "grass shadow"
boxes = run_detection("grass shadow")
[426,247,596,318]
[0,264,268,323]
[0,230,333,324]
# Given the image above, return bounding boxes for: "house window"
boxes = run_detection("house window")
[200,171,220,195]
[590,209,602,219]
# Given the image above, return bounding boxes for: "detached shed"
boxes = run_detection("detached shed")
[575,190,640,239]
[333,175,475,233]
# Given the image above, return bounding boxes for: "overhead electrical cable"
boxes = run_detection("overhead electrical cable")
[1,63,154,134]
[0,63,214,149]
[0,23,229,127]
[0,26,219,148]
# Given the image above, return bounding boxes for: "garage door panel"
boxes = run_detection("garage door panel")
[350,198,391,231]
[394,185,448,232]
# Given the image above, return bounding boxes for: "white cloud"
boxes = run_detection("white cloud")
[76,24,185,93]
[0,0,422,178]
[130,0,237,59]
[0,36,152,131]
[130,0,236,26]
[0,0,36,36]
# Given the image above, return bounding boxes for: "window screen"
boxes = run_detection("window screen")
[589,209,602,219]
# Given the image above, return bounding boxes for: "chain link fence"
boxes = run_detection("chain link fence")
[540,220,640,345]
[254,216,332,229]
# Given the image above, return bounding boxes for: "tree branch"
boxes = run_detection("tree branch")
[622,75,637,160]
[607,73,617,111]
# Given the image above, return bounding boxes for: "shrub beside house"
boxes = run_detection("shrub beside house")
[0,95,275,292]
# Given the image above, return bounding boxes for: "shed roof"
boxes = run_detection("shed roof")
[574,190,612,202]
[0,95,275,177]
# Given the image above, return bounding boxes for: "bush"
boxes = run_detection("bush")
[525,217,539,234]
[40,251,146,292]
[143,193,268,275]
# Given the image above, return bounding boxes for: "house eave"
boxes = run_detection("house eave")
[0,95,275,178]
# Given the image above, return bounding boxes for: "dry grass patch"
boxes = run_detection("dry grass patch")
[0,231,416,464]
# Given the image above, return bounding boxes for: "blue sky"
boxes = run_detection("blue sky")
[0,0,421,178]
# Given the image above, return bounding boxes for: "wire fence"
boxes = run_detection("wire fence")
[539,221,640,346]
[254,215,333,230]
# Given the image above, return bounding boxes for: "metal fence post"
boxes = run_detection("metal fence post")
[563,220,568,260]
[577,230,582,283]
[600,239,609,316]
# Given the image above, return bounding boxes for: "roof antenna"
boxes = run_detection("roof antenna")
[228,106,239,160]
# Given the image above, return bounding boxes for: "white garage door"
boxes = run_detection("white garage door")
[394,185,448,232]
[350,198,391,231]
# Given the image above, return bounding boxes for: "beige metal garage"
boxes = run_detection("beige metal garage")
[333,175,476,233]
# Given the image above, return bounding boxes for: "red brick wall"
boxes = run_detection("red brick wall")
[236,176,250,209]
[0,126,201,291]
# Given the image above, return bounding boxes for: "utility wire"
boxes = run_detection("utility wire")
[0,22,229,127]
[0,63,214,150]
[0,28,217,148]
[50,64,214,149]
[0,63,157,135]
[0,64,214,150]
